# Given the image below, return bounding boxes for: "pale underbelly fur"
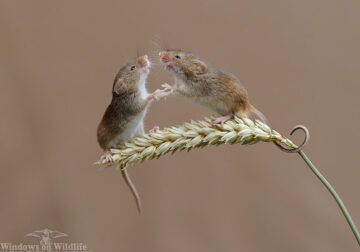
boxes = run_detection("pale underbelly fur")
[108,108,148,148]
[109,80,149,148]
[175,78,229,115]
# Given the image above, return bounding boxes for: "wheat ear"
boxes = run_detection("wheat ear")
[94,116,360,246]
[95,116,296,169]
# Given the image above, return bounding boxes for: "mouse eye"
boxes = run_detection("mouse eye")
[130,65,136,71]
[175,55,181,59]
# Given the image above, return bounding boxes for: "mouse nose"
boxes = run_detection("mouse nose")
[137,55,149,68]
[159,52,170,63]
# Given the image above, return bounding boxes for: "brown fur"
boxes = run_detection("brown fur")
[96,55,153,214]
[159,49,254,118]
[97,91,148,149]
[97,56,149,149]
[159,49,308,153]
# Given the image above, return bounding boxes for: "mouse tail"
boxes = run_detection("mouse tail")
[249,105,309,153]
[249,105,270,126]
[120,167,142,214]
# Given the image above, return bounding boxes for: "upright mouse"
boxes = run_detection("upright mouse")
[97,55,165,213]
[158,49,308,152]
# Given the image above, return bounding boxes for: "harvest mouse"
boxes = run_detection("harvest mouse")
[97,55,166,213]
[158,49,308,152]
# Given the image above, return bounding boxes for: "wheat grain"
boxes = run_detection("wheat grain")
[95,116,296,170]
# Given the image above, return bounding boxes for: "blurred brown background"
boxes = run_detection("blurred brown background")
[1,1,359,251]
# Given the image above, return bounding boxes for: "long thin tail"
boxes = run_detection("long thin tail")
[250,105,270,126]
[250,105,308,153]
[120,168,142,214]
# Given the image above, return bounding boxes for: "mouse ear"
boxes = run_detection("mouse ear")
[193,60,207,75]
[113,79,127,95]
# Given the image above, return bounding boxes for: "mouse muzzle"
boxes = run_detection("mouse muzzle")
[159,52,170,63]
[137,55,150,68]
[159,52,174,71]
[137,55,150,75]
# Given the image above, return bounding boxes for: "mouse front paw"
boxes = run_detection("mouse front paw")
[161,83,177,92]
[148,88,174,101]
[148,90,163,101]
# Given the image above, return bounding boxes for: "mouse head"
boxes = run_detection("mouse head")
[158,49,209,80]
[112,55,151,95]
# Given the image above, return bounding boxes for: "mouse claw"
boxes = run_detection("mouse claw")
[100,151,114,164]
[152,92,160,101]
[147,91,160,101]
[149,126,160,134]
[161,83,174,91]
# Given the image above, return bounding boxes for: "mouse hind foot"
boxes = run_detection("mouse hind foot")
[100,150,114,163]
[149,126,160,134]
[213,114,233,125]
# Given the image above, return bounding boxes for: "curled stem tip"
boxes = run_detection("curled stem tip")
[95,116,301,168]
[94,117,360,246]
[276,125,310,153]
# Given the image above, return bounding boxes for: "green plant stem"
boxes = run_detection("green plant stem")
[298,150,360,246]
